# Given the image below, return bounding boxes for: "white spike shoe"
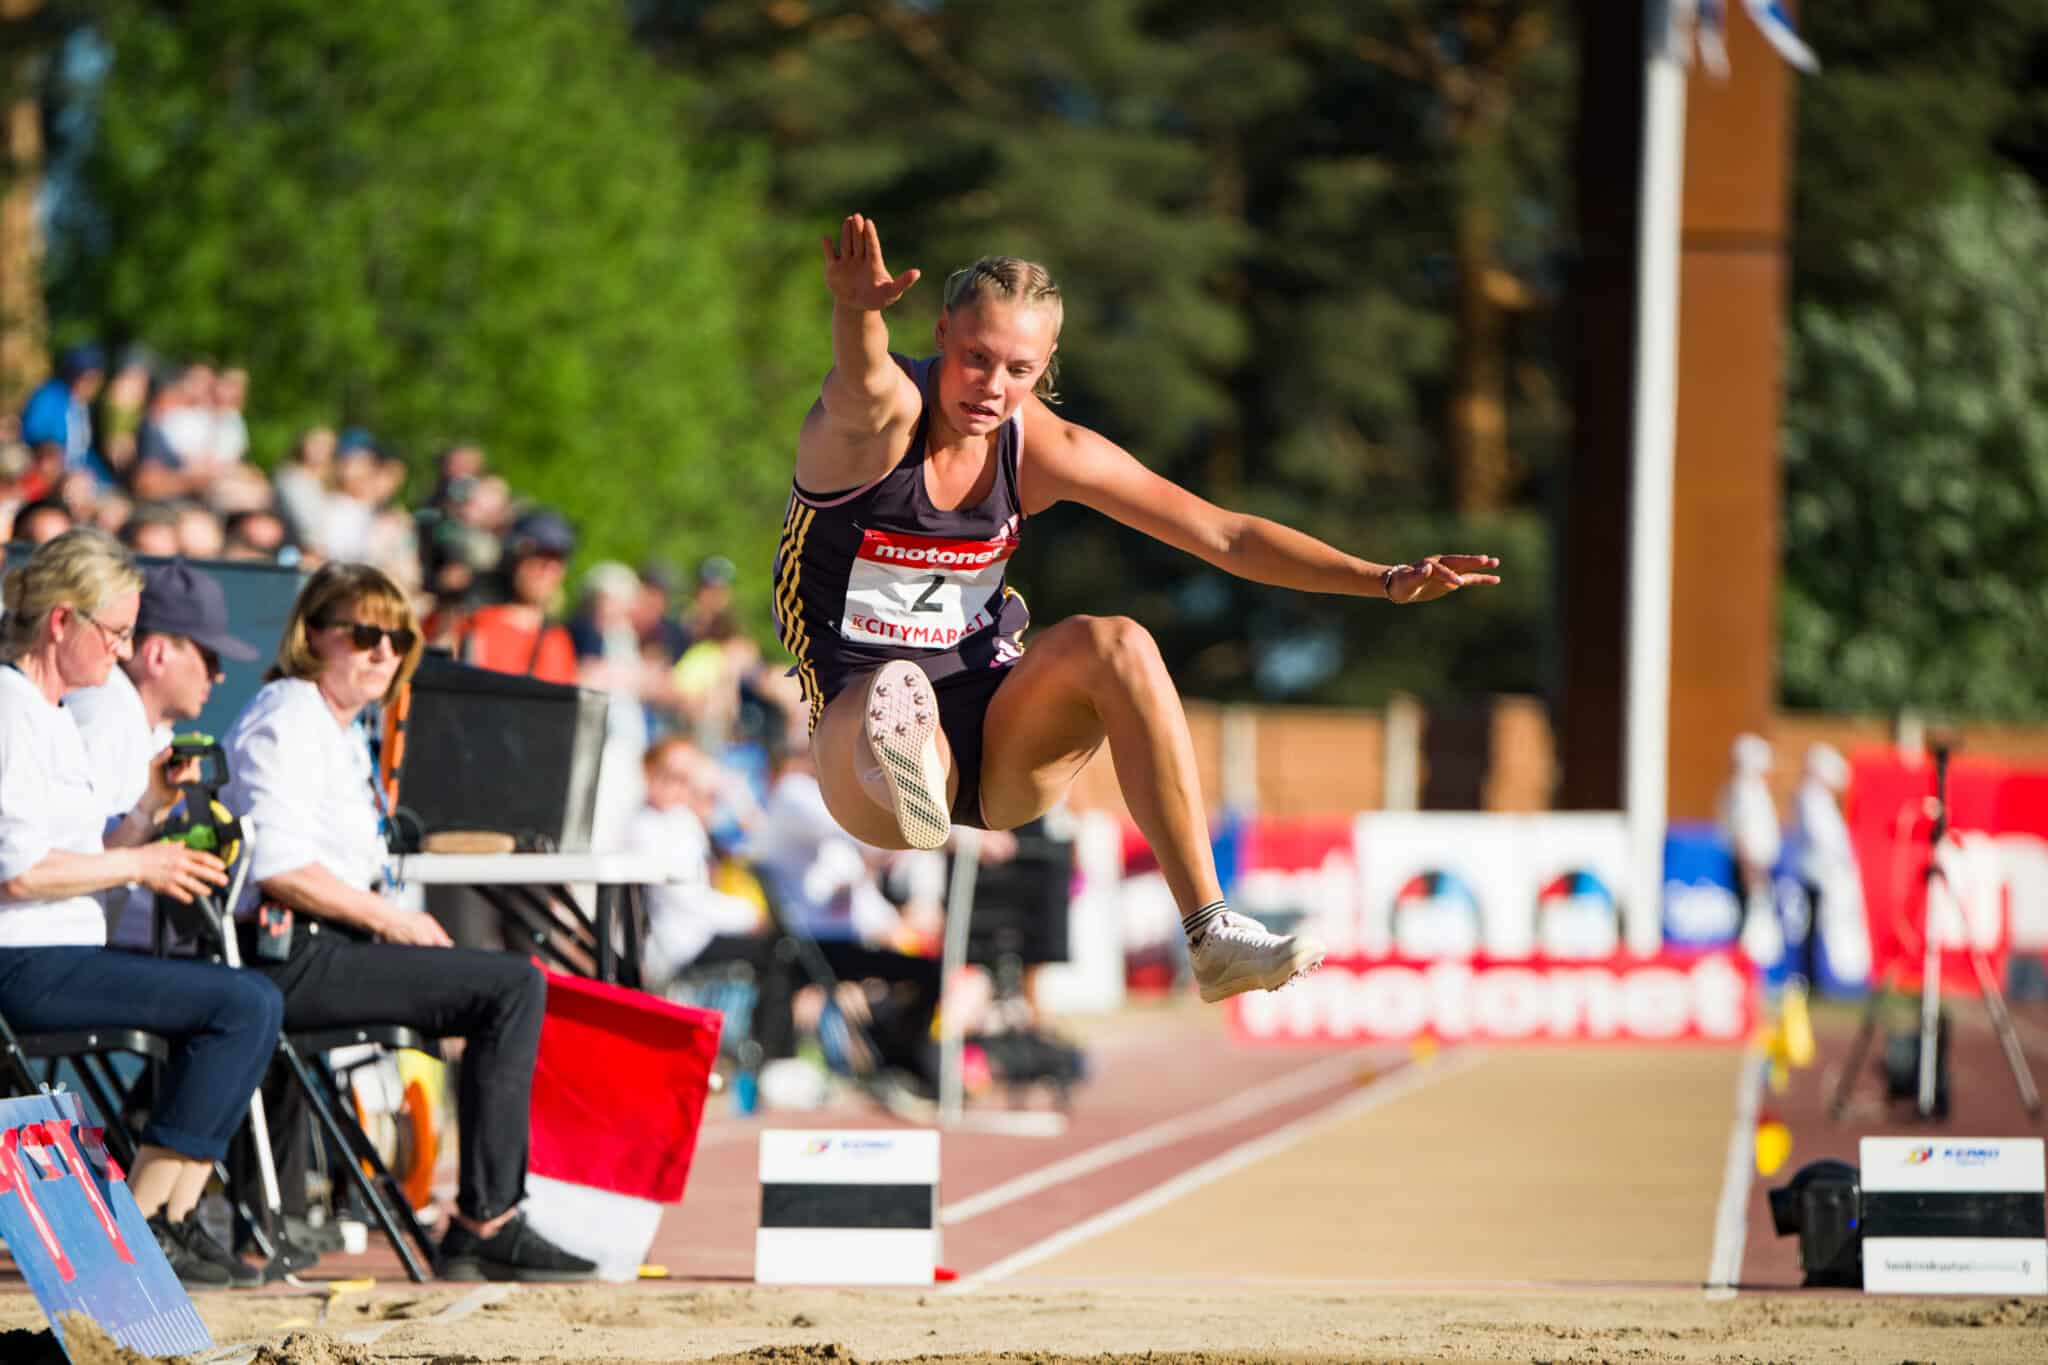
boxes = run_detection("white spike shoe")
[1189,911,1328,1004]
[863,660,951,850]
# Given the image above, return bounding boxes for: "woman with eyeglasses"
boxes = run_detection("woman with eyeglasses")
[221,562,595,1283]
[0,528,285,1289]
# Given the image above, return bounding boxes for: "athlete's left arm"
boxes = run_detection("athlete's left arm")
[1021,398,1499,603]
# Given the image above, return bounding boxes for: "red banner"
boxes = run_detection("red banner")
[1228,952,1757,1045]
[1846,753,2034,993]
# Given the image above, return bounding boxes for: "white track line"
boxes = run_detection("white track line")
[941,1050,1375,1227]
[947,1047,1488,1293]
[1705,1045,1765,1300]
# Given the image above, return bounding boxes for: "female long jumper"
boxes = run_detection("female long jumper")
[773,215,1501,1002]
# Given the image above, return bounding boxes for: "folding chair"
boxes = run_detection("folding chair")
[0,1006,166,1169]
[274,1024,443,1283]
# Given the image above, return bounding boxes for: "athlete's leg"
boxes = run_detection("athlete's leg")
[812,663,960,851]
[974,616,1323,1002]
[976,616,1217,909]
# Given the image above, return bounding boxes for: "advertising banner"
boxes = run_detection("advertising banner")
[1228,951,1757,1046]
[1847,754,2026,994]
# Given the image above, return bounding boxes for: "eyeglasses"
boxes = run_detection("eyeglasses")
[78,609,135,650]
[316,618,417,655]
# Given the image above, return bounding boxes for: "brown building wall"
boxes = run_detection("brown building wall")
[1667,12,1796,820]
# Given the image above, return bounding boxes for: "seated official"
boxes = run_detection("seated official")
[68,558,261,949]
[0,529,284,1290]
[221,561,594,1283]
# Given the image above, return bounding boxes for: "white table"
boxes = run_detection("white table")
[396,851,687,985]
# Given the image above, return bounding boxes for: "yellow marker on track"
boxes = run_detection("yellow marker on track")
[1755,1119,1793,1177]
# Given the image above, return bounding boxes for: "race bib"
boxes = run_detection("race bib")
[840,528,1016,650]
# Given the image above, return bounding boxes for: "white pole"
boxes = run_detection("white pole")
[218,818,283,1219]
[1625,0,1687,956]
[936,827,980,1126]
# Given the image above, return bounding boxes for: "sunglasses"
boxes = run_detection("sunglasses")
[185,639,223,681]
[316,618,417,655]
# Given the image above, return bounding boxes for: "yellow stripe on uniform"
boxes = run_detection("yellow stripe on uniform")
[771,502,826,731]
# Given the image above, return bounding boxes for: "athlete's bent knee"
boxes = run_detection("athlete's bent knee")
[1079,614,1165,691]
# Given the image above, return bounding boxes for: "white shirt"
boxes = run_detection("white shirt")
[223,678,385,917]
[67,666,172,820]
[621,804,761,976]
[1717,772,1783,870]
[64,666,173,947]
[0,665,113,945]
[211,409,249,466]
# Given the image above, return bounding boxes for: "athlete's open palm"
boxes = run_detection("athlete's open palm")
[1388,554,1503,605]
[821,214,921,311]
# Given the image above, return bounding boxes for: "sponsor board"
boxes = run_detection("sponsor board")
[1846,752,2048,994]
[1859,1136,2047,1295]
[757,1130,939,1285]
[1354,812,1636,959]
[1228,952,1756,1045]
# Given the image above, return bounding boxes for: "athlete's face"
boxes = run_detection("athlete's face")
[934,300,1058,436]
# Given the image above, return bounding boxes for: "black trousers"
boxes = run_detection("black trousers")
[239,923,545,1222]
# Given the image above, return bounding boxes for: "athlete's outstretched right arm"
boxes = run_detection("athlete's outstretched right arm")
[798,214,924,491]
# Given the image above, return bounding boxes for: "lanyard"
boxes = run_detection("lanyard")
[359,706,403,896]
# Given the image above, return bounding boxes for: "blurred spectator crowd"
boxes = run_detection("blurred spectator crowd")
[0,341,812,827]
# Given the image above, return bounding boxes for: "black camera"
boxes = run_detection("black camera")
[1768,1158,1863,1287]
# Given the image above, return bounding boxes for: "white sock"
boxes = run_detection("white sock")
[1182,899,1227,941]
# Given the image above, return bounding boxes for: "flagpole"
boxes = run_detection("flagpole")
[1625,0,1687,955]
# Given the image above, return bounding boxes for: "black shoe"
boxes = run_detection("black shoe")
[438,1213,597,1283]
[175,1211,263,1288]
[147,1211,232,1290]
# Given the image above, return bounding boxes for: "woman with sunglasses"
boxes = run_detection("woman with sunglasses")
[0,528,284,1289]
[221,562,595,1283]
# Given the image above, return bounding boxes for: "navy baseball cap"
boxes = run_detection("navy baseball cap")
[136,561,261,662]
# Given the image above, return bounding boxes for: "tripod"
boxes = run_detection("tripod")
[1828,744,2041,1121]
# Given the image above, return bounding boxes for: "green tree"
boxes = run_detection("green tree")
[1794,1,2048,310]
[1780,3,2048,716]
[52,0,824,621]
[1780,173,2048,718]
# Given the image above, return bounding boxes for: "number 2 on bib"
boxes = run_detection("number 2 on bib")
[841,528,1018,649]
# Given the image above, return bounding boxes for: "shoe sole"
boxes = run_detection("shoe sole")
[863,661,950,850]
[1198,937,1329,1004]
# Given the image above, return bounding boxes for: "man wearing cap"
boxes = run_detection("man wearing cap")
[67,559,261,948]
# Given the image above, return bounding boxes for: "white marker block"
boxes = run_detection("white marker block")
[1860,1136,2047,1296]
[755,1130,939,1285]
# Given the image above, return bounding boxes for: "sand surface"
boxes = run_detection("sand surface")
[4,1283,2048,1363]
